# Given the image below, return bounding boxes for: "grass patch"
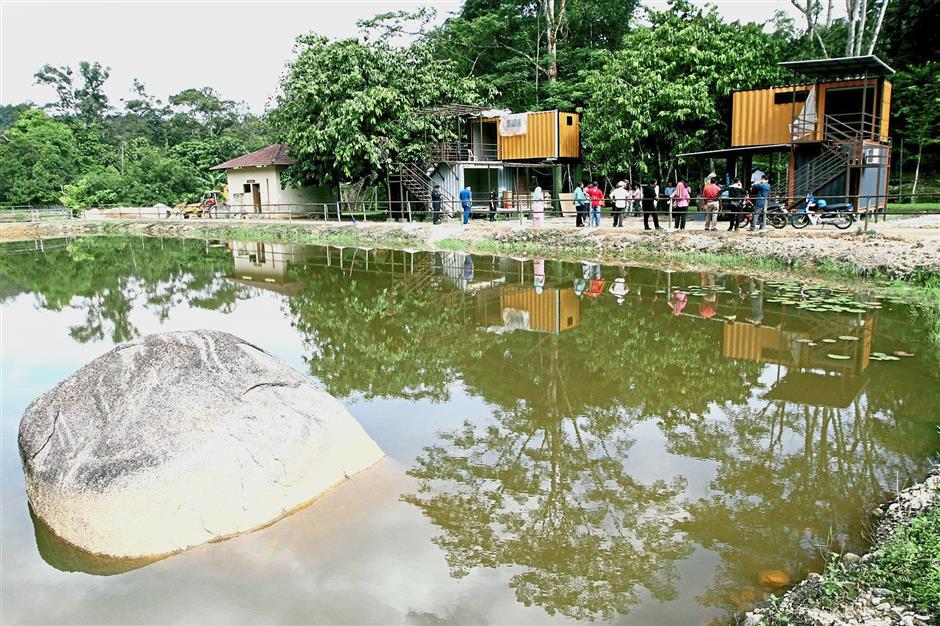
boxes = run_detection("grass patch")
[759,486,940,624]
[886,202,940,214]
[858,504,940,612]
[434,238,469,252]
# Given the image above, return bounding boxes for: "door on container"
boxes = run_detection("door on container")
[824,86,878,137]
[251,184,262,214]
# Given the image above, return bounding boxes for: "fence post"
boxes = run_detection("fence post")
[336,202,341,222]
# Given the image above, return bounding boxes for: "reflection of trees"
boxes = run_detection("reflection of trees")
[669,385,939,613]
[286,258,487,401]
[405,334,691,621]
[0,237,247,342]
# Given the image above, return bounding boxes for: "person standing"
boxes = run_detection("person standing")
[672,179,690,230]
[631,183,642,217]
[488,187,499,222]
[641,181,660,230]
[573,181,588,227]
[610,181,629,227]
[662,180,675,227]
[431,184,443,225]
[726,178,745,231]
[702,177,722,231]
[587,182,603,227]
[531,178,545,227]
[751,175,770,231]
[460,185,473,225]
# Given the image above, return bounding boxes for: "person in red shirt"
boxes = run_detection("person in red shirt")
[702,177,722,231]
[587,182,604,227]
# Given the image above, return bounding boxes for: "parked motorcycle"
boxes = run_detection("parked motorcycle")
[790,202,855,230]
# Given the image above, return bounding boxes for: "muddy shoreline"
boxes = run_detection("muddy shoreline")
[2,218,938,282]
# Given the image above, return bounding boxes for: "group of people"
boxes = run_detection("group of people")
[430,170,773,231]
[572,171,772,232]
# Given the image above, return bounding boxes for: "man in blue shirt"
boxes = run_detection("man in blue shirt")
[750,175,770,231]
[460,185,473,225]
[573,181,588,227]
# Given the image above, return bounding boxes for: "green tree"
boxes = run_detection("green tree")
[272,35,484,185]
[34,61,111,125]
[0,108,79,205]
[167,87,241,137]
[580,0,789,180]
[60,166,124,208]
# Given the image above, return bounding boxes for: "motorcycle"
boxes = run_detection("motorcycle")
[790,202,855,230]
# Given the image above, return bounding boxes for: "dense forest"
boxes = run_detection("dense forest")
[1,0,935,207]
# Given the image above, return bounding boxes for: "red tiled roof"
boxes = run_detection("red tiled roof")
[210,144,296,170]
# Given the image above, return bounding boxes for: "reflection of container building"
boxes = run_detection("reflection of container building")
[722,313,875,407]
[474,285,580,335]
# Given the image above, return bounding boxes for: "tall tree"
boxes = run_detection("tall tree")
[581,0,788,180]
[272,34,483,185]
[0,108,79,204]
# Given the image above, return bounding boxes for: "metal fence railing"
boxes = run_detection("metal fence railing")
[2,192,938,231]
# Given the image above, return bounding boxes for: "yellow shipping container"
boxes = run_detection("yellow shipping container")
[474,111,580,161]
[731,79,891,147]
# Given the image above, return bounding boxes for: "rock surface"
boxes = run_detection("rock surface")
[19,330,384,558]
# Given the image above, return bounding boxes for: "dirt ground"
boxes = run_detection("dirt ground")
[2,213,938,280]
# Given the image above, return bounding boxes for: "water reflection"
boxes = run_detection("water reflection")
[1,238,937,623]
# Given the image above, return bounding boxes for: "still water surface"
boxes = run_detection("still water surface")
[1,237,938,625]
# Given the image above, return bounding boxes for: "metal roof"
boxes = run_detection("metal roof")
[415,104,491,118]
[778,55,895,78]
[677,144,792,159]
[211,144,295,170]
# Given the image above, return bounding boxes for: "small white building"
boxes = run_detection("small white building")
[211,144,335,217]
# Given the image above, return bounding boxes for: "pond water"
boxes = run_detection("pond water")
[1,236,938,625]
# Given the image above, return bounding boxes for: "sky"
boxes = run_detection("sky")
[0,0,839,115]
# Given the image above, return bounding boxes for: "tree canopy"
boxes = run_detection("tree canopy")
[271,35,484,185]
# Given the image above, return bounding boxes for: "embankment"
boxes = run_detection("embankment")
[747,467,940,626]
[3,218,938,282]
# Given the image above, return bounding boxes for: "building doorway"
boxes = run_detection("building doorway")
[825,86,878,135]
[251,183,262,214]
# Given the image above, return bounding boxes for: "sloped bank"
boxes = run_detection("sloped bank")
[746,467,940,626]
[3,219,939,281]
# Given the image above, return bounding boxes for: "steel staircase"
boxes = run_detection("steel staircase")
[789,114,865,206]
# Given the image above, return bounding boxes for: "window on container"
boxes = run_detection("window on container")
[774,90,810,104]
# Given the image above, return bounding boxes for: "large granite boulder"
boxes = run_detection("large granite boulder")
[19,330,384,558]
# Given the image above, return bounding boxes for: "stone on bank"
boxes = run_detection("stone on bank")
[18,330,384,558]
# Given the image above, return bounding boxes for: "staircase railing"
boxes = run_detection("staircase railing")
[428,141,499,163]
[788,111,887,205]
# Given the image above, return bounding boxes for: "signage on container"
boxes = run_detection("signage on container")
[499,114,528,137]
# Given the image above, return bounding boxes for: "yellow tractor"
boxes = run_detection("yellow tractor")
[174,185,229,219]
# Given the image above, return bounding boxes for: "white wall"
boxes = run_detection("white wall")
[225,166,336,217]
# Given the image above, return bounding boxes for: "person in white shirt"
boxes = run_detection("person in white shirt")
[609,181,629,227]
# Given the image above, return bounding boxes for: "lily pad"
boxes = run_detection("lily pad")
[827,354,851,360]
[893,351,914,357]
[838,336,860,341]
[822,338,838,343]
